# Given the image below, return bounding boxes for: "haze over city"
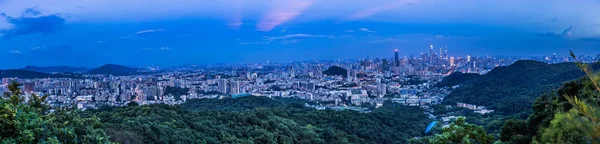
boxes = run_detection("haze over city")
[0,0,599,68]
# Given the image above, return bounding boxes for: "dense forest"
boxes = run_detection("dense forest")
[88,96,430,144]
[498,57,600,143]
[323,66,347,77]
[443,60,600,116]
[436,72,480,87]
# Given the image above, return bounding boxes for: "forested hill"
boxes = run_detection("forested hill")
[436,72,481,87]
[442,60,600,116]
[90,96,430,144]
[87,64,142,76]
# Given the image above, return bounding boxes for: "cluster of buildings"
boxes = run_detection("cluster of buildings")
[456,102,495,114]
[1,45,598,113]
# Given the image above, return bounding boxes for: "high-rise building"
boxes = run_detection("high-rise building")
[381,58,389,71]
[467,55,471,62]
[218,79,228,94]
[444,45,448,60]
[450,57,455,67]
[24,82,34,93]
[439,47,443,59]
[289,65,295,78]
[229,80,240,94]
[169,77,176,87]
[394,49,399,67]
[429,45,435,64]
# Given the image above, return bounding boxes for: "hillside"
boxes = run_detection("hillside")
[20,65,88,73]
[91,96,429,144]
[0,69,82,79]
[442,60,600,116]
[323,66,347,77]
[437,72,481,87]
[88,64,141,76]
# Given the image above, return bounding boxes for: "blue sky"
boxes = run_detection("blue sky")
[0,0,599,68]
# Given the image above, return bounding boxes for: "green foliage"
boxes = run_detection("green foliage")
[323,66,347,77]
[499,51,600,143]
[499,119,530,143]
[92,96,429,144]
[443,60,600,116]
[538,109,597,143]
[0,82,111,143]
[164,86,189,100]
[437,72,481,87]
[428,117,494,144]
[182,96,288,111]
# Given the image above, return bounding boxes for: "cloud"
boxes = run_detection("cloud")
[281,39,301,44]
[346,28,376,33]
[264,34,327,41]
[22,8,41,17]
[359,28,377,33]
[256,0,313,31]
[228,21,243,29]
[347,0,418,20]
[30,46,44,50]
[135,29,166,35]
[239,41,268,45]
[122,29,166,39]
[9,50,21,54]
[240,33,328,45]
[0,10,66,39]
[537,25,572,38]
[280,29,287,32]
[160,47,171,50]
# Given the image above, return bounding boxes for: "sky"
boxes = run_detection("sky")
[0,0,599,68]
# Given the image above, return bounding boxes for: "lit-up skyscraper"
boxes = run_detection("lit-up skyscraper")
[394,49,399,67]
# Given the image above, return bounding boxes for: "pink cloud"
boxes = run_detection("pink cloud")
[348,0,418,20]
[228,15,243,29]
[256,0,313,31]
[228,2,244,30]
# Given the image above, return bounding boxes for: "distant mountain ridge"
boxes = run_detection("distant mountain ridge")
[0,69,82,79]
[87,64,142,76]
[442,60,600,116]
[20,65,88,73]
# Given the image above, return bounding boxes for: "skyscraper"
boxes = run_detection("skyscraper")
[381,58,389,71]
[229,80,240,94]
[289,65,295,78]
[444,45,448,60]
[394,49,399,67]
[218,79,228,94]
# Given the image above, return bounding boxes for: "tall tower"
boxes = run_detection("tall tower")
[440,47,443,59]
[394,49,399,67]
[429,45,434,64]
[444,45,448,60]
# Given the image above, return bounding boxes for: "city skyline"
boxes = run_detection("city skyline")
[1,0,599,68]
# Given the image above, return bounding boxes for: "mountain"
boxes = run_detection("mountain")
[0,69,82,79]
[87,64,142,76]
[436,72,481,87]
[323,66,347,77]
[442,60,600,116]
[20,65,88,73]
